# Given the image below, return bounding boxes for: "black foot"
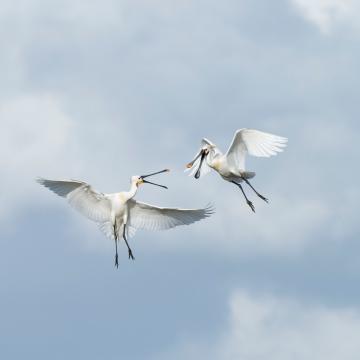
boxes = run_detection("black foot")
[257,194,269,203]
[128,249,135,260]
[247,200,255,213]
[115,254,119,268]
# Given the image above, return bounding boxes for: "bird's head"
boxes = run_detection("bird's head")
[186,139,215,179]
[131,169,170,189]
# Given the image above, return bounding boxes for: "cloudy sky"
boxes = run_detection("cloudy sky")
[1,0,360,359]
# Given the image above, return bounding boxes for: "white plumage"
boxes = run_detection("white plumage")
[127,199,211,231]
[37,171,213,267]
[186,128,287,212]
[226,129,287,169]
[38,179,111,222]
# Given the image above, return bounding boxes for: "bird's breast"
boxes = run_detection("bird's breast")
[110,194,127,214]
[117,193,127,203]
[211,158,222,171]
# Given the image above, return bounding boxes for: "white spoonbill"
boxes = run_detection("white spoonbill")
[37,169,213,267]
[186,129,287,212]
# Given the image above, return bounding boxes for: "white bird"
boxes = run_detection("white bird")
[186,129,288,212]
[37,169,213,267]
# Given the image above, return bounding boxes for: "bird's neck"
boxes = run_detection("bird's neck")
[125,182,138,200]
[207,149,220,166]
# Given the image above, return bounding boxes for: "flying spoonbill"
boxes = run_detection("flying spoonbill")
[37,169,213,267]
[186,129,287,212]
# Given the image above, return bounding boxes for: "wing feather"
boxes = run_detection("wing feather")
[225,129,287,169]
[37,178,111,223]
[128,199,214,231]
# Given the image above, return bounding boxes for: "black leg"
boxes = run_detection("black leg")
[114,222,119,268]
[242,178,268,203]
[123,224,135,260]
[231,181,255,212]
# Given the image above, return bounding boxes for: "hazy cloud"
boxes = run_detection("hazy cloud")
[158,290,360,360]
[291,0,360,34]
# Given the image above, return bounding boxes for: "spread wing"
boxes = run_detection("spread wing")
[128,199,214,231]
[225,129,288,169]
[37,178,111,223]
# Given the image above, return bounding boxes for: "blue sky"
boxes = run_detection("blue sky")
[1,0,360,359]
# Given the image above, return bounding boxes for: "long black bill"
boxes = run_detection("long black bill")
[141,169,169,178]
[186,151,202,169]
[140,169,169,189]
[195,151,206,179]
[142,179,168,189]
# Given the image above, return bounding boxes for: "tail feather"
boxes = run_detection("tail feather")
[98,221,137,240]
[242,171,256,179]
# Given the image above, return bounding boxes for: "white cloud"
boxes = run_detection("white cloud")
[0,91,137,219]
[291,0,359,34]
[130,176,347,259]
[0,93,76,222]
[158,291,360,360]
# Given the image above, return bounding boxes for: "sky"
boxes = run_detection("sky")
[1,0,360,359]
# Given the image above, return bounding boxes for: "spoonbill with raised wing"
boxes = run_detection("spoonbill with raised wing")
[186,129,287,212]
